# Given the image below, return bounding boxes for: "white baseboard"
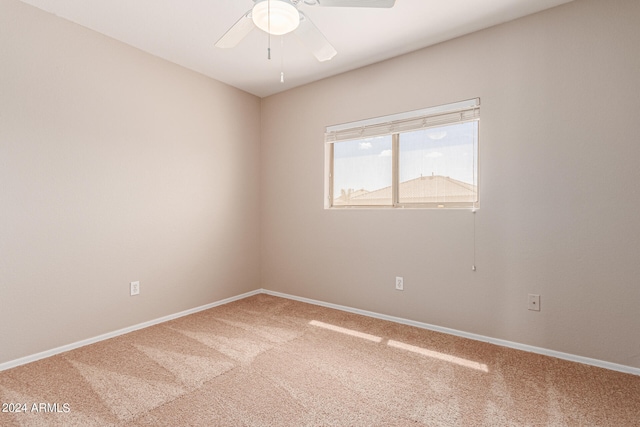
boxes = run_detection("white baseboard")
[262,289,640,376]
[0,289,261,372]
[2,287,638,377]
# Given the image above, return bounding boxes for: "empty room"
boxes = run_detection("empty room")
[1,0,639,425]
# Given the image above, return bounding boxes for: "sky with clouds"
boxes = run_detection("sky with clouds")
[333,122,478,194]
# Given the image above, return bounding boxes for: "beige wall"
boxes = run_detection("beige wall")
[261,0,640,368]
[0,0,261,364]
[2,0,639,371]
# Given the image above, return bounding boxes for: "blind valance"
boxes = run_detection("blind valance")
[325,98,480,143]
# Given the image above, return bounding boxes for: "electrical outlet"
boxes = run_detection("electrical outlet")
[395,276,404,291]
[130,281,140,296]
[528,294,540,311]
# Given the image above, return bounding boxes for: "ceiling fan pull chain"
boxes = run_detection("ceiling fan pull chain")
[280,37,285,83]
[267,0,271,59]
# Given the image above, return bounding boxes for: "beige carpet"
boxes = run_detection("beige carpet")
[1,294,638,426]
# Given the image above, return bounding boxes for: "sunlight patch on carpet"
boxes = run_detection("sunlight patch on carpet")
[388,340,489,372]
[309,320,383,343]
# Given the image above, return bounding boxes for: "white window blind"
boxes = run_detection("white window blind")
[325,98,480,143]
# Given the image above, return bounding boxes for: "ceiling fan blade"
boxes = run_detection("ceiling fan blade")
[294,13,337,62]
[215,10,255,48]
[316,0,395,7]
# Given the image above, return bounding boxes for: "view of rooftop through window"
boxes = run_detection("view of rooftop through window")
[332,121,478,207]
[333,135,393,205]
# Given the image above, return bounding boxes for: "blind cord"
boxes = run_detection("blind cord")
[471,122,478,272]
[472,208,477,271]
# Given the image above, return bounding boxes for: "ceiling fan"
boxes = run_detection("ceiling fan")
[215,0,396,62]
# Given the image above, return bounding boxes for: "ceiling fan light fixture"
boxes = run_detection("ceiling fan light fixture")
[252,0,300,36]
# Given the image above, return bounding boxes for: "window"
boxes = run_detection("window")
[325,99,479,209]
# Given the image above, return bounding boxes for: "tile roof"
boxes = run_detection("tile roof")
[334,175,476,206]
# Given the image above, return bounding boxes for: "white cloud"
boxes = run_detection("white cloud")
[425,151,443,159]
[379,149,392,157]
[428,131,447,140]
[359,142,372,150]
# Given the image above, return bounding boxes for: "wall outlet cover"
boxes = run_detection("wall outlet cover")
[528,294,540,311]
[130,281,140,296]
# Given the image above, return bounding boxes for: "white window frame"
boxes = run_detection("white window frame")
[324,98,480,209]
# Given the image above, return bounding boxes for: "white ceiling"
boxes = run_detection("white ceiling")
[18,0,573,98]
